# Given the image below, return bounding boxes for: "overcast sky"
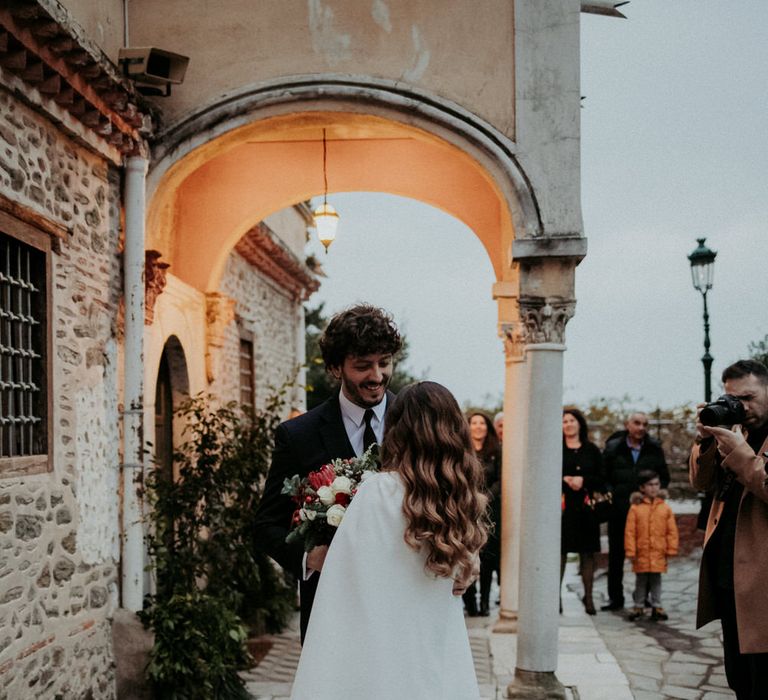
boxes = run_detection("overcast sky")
[306,1,768,411]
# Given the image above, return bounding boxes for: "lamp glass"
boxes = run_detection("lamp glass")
[688,238,716,293]
[690,261,714,293]
[313,202,339,249]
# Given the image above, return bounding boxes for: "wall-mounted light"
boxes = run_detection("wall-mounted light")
[312,128,339,252]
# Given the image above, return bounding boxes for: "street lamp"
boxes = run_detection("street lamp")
[688,238,717,401]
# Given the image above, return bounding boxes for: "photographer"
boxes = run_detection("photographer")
[690,359,768,699]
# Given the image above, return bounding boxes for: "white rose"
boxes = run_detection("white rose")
[303,508,317,521]
[317,485,335,506]
[331,475,352,495]
[299,509,307,521]
[326,504,346,527]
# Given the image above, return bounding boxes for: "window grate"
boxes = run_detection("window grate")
[239,338,255,411]
[0,232,46,458]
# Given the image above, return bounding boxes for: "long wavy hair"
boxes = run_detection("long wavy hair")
[381,381,489,583]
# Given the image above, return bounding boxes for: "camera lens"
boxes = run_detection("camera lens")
[700,405,728,426]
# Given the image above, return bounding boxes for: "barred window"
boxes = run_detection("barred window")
[0,214,51,477]
[239,336,255,411]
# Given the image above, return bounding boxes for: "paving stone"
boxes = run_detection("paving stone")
[625,673,660,692]
[659,684,702,699]
[621,660,664,680]
[663,661,710,675]
[666,674,706,688]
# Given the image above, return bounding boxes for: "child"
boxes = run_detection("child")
[624,469,679,621]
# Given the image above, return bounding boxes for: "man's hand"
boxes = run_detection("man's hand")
[700,425,747,460]
[306,544,329,574]
[694,402,708,439]
[452,556,480,596]
[563,475,584,491]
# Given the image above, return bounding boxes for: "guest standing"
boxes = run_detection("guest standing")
[561,407,604,615]
[462,412,501,617]
[601,412,669,611]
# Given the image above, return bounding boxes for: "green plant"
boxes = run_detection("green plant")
[140,389,296,698]
[143,591,251,700]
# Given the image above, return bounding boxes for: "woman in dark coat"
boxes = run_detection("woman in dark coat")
[462,412,501,616]
[561,407,604,615]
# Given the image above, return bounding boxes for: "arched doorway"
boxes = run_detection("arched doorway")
[152,336,190,483]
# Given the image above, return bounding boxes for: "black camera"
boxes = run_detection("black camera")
[699,394,746,427]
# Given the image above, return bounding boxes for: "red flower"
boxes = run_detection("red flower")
[308,464,335,491]
[334,492,350,506]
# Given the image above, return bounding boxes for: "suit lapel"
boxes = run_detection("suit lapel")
[318,396,355,461]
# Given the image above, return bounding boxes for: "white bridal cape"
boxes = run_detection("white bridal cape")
[290,471,480,700]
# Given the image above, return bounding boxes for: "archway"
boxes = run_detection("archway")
[138,78,582,685]
[145,78,543,296]
[152,335,190,483]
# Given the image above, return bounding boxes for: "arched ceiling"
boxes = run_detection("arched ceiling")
[147,112,515,291]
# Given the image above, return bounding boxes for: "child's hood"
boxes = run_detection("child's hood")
[629,489,669,505]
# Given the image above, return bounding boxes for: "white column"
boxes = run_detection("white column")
[122,155,148,612]
[495,350,528,631]
[515,343,565,672]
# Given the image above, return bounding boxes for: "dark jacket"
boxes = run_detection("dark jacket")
[253,391,395,640]
[603,431,669,506]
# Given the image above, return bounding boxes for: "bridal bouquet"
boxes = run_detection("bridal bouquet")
[282,446,380,552]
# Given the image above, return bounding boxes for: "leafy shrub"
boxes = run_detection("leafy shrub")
[140,390,295,698]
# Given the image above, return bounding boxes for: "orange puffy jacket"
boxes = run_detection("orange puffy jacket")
[624,491,679,573]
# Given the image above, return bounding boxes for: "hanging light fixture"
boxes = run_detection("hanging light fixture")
[313,128,339,252]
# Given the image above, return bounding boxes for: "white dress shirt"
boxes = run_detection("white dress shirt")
[338,389,387,456]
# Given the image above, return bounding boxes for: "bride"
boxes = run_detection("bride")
[290,381,489,700]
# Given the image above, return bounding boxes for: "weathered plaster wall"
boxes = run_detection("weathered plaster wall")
[0,89,120,698]
[514,0,582,236]
[126,0,516,134]
[57,0,125,62]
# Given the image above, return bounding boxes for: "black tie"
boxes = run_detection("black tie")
[363,409,377,452]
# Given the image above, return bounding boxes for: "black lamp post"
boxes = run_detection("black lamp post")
[688,238,717,401]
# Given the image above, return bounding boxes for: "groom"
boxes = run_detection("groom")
[253,304,402,641]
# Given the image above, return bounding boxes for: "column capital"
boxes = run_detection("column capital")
[499,322,528,362]
[145,250,170,325]
[519,296,575,346]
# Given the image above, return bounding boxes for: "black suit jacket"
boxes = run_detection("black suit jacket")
[253,390,395,639]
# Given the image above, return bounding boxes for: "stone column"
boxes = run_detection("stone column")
[494,324,528,632]
[507,298,575,700]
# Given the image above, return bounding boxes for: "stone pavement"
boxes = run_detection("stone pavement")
[579,550,731,699]
[243,523,732,699]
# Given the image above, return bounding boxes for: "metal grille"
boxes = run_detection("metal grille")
[0,232,46,458]
[239,338,255,410]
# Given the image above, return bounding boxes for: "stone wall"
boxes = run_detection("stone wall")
[0,88,121,698]
[214,250,303,412]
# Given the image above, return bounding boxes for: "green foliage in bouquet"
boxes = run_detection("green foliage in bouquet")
[140,388,296,698]
[281,447,380,552]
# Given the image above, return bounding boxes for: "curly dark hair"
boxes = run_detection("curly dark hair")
[319,304,402,369]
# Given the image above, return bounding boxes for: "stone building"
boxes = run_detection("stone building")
[1,0,620,697]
